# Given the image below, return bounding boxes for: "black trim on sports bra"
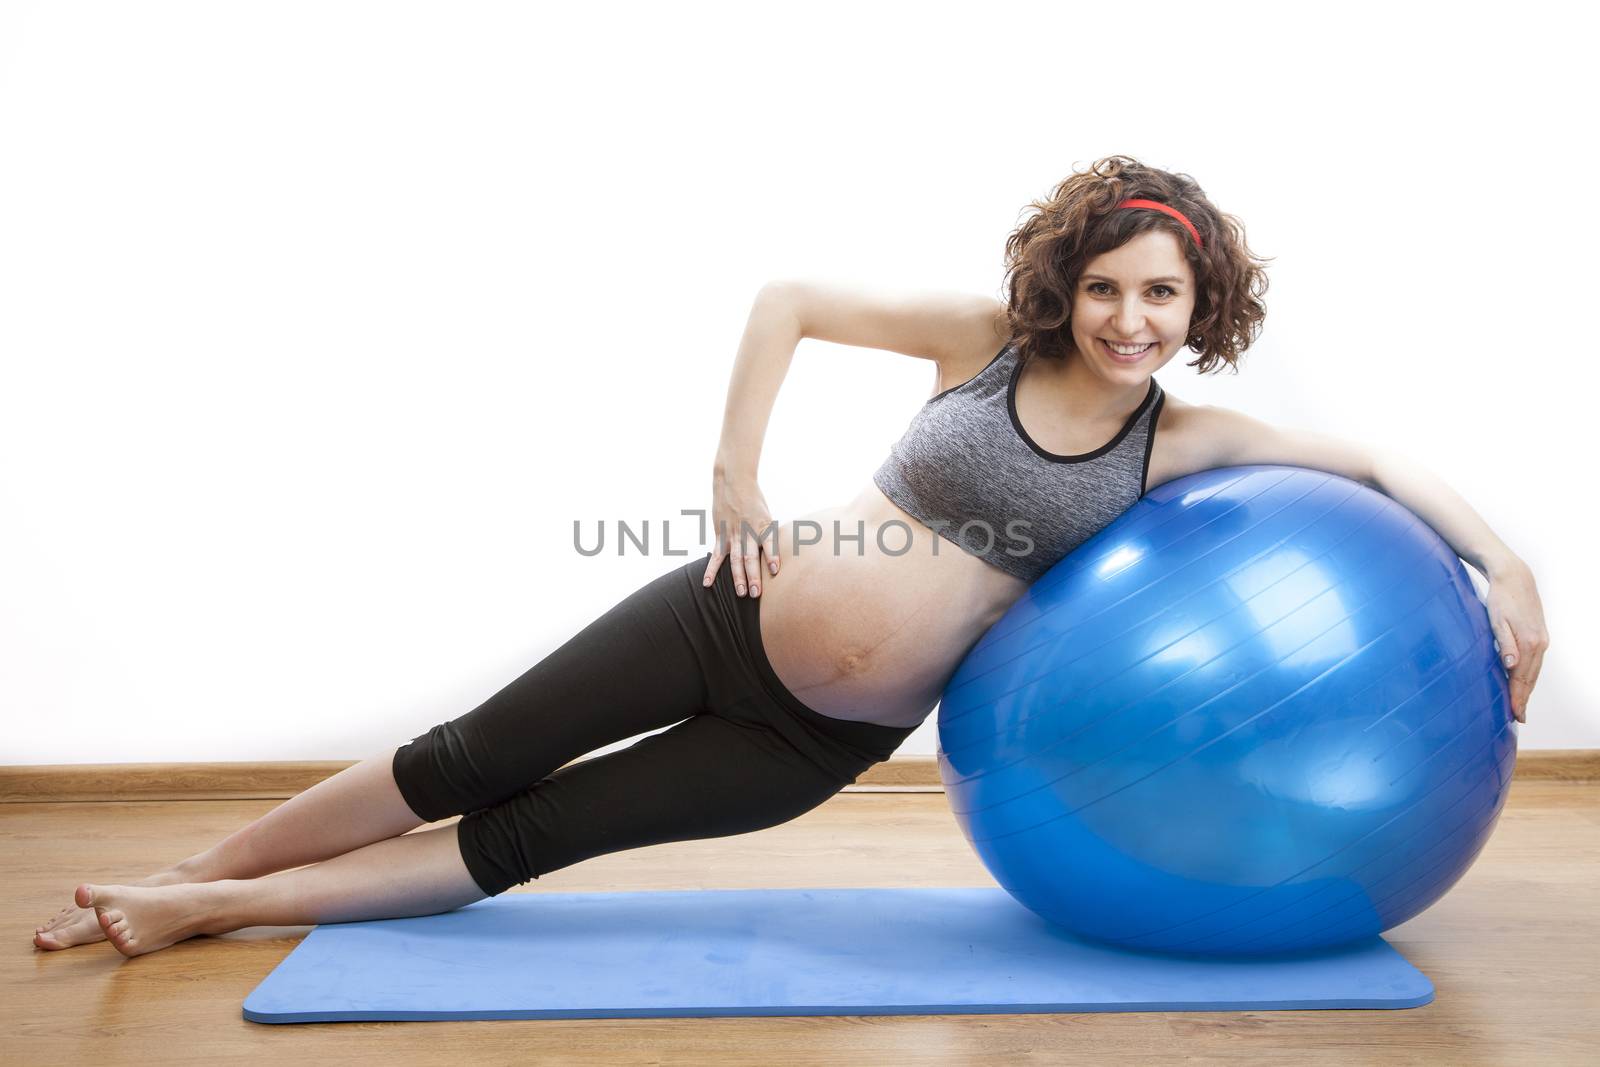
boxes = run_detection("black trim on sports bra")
[1139,389,1167,495]
[926,340,1014,406]
[1007,349,1161,464]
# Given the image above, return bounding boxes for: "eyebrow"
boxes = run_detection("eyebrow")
[1081,274,1186,286]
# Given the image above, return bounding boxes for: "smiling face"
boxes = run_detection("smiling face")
[1069,229,1198,382]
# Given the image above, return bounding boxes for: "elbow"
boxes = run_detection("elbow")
[754,281,805,336]
[1365,449,1400,493]
[756,280,796,306]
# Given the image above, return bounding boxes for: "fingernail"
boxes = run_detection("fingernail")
[751,585,759,596]
[770,562,778,574]
[1504,655,1515,666]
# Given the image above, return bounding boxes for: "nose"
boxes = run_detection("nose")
[1111,298,1147,337]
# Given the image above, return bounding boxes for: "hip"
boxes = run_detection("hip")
[672,552,917,771]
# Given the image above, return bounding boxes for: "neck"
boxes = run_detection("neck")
[1045,350,1151,422]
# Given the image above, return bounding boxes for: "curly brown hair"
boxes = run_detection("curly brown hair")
[1000,155,1271,375]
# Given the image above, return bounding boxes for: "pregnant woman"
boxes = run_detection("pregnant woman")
[36,155,1549,957]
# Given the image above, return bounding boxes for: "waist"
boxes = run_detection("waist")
[751,484,1029,729]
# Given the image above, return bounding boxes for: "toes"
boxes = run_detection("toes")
[75,884,95,908]
[35,927,75,950]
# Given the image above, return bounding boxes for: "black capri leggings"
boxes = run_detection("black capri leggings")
[391,551,918,897]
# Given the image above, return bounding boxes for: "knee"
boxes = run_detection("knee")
[391,727,453,823]
[390,726,496,825]
[454,792,553,896]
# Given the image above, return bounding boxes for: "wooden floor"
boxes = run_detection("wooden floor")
[6,779,1598,1065]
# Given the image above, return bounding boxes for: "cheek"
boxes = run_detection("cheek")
[1072,305,1108,330]
[1165,305,1197,336]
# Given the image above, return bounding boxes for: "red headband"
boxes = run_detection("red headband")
[1117,198,1203,250]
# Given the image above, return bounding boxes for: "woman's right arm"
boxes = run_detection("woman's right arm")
[705,284,803,597]
[705,280,1009,596]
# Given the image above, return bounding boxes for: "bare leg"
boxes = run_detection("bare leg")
[76,822,487,959]
[36,746,427,950]
[176,745,426,882]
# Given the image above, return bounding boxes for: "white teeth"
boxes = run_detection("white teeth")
[1105,340,1153,355]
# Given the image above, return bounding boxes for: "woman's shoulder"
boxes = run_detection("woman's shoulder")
[1144,389,1217,490]
[929,299,1014,397]
[1154,386,1195,422]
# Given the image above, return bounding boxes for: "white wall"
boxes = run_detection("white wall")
[2,0,1593,766]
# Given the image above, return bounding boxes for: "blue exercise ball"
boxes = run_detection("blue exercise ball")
[938,465,1517,957]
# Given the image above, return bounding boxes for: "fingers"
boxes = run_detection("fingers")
[706,519,780,597]
[701,547,766,594]
[1492,616,1519,673]
[1522,647,1546,721]
[729,523,779,597]
[751,525,783,592]
[1508,671,1530,723]
[1503,642,1527,726]
[742,547,762,598]
[1491,615,1523,722]
[757,522,780,584]
[1496,617,1552,724]
[728,545,763,597]
[1509,634,1549,725]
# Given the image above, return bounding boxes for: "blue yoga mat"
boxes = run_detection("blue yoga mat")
[242,887,1432,1021]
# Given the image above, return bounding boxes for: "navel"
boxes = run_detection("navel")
[836,648,872,676]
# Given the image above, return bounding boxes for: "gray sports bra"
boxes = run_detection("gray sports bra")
[871,340,1164,583]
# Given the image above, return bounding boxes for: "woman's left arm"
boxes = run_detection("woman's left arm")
[1195,405,1549,723]
[1366,449,1546,722]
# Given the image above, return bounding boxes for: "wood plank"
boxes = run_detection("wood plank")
[4,749,1595,803]
[7,782,1599,1064]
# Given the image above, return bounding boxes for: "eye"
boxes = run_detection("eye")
[1085,282,1179,298]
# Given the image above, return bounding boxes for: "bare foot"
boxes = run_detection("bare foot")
[33,869,191,951]
[68,882,226,959]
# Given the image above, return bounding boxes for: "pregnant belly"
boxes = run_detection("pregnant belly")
[754,486,1030,729]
